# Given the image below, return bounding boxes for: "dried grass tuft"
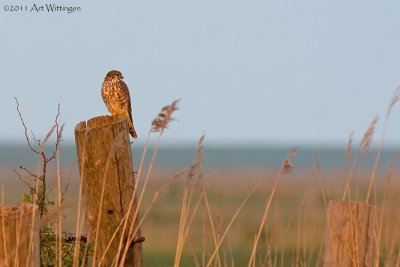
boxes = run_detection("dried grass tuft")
[345,132,354,166]
[152,99,181,132]
[174,135,205,267]
[360,116,379,155]
[247,147,297,266]
[387,87,400,117]
[366,87,400,203]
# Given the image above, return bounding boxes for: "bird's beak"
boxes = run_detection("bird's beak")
[121,75,124,79]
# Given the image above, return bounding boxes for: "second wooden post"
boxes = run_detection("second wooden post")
[323,200,378,267]
[0,203,39,266]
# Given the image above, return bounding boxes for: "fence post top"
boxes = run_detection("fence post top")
[75,115,129,133]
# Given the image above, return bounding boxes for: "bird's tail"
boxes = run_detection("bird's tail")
[128,112,138,139]
[129,126,137,139]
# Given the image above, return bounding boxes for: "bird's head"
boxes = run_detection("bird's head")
[105,70,124,81]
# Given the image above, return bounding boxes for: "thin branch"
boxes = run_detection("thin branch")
[46,123,65,163]
[14,97,39,154]
[47,104,62,162]
[13,169,33,189]
[19,165,40,180]
[61,161,76,203]
[40,124,56,162]
[31,130,41,147]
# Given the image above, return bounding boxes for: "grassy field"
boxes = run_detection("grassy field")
[3,94,400,266]
[139,168,400,266]
[3,164,400,266]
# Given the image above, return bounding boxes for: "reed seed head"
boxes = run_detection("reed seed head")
[151,99,181,132]
[360,116,378,155]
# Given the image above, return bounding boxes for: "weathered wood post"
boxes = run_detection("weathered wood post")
[75,115,143,266]
[323,200,378,267]
[0,203,39,266]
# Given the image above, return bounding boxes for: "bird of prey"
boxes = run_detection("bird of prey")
[101,70,137,139]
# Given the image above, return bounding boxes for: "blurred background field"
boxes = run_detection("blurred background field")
[2,143,400,266]
[3,1,400,265]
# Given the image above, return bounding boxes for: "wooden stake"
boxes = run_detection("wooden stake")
[323,200,378,267]
[0,203,39,266]
[75,115,143,266]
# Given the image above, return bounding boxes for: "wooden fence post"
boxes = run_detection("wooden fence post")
[323,200,378,267]
[0,203,39,266]
[75,115,143,267]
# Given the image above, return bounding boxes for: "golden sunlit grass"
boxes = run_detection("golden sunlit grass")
[2,89,400,266]
[6,166,400,266]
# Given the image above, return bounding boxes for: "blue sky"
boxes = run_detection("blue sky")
[1,1,400,146]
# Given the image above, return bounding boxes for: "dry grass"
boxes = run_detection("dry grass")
[2,89,400,266]
[3,163,400,266]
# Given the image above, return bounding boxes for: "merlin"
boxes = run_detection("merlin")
[101,70,138,139]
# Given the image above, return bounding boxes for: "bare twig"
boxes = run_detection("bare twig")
[13,98,65,221]
[14,97,39,154]
[12,169,33,188]
[61,161,76,203]
[19,165,40,180]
